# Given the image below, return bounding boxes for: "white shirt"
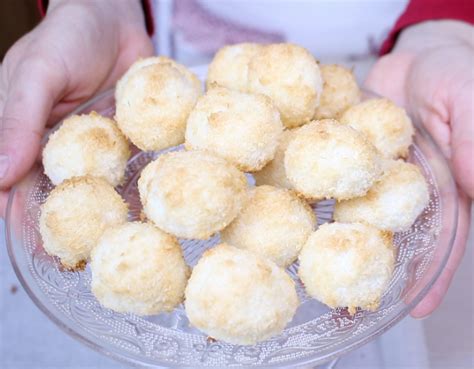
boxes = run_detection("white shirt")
[151,0,408,71]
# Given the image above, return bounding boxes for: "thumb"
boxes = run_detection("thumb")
[0,57,66,189]
[364,52,414,108]
[449,79,474,199]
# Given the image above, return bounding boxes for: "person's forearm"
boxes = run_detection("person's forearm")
[380,0,474,55]
[394,20,474,53]
[43,0,151,35]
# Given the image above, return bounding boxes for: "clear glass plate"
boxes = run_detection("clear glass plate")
[6,82,458,368]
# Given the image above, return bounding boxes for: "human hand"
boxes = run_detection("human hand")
[0,0,153,217]
[366,20,473,318]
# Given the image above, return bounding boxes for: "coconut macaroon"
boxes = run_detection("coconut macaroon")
[284,120,382,200]
[314,64,361,120]
[115,56,199,101]
[185,243,298,345]
[221,185,316,267]
[185,86,283,171]
[207,43,262,91]
[43,112,130,186]
[299,222,395,314]
[253,128,300,189]
[334,160,429,232]
[247,43,323,128]
[90,222,189,315]
[339,98,414,159]
[39,177,128,269]
[115,57,202,151]
[138,150,248,239]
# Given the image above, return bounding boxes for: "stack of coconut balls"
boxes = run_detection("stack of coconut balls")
[39,44,429,345]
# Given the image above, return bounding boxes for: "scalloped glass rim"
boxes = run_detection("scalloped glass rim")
[6,78,458,368]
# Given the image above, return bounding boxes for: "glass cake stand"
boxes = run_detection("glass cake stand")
[6,78,458,368]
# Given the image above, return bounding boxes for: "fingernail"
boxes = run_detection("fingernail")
[412,314,431,321]
[0,155,10,179]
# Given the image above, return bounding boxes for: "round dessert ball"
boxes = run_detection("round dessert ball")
[90,222,189,315]
[115,56,201,100]
[39,176,128,269]
[334,160,429,232]
[298,222,395,314]
[339,98,414,159]
[207,43,262,91]
[221,185,316,267]
[247,43,323,128]
[43,112,130,186]
[185,243,298,345]
[314,64,361,119]
[253,128,300,189]
[116,56,199,101]
[138,150,248,239]
[185,86,283,171]
[115,57,202,151]
[284,120,382,200]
